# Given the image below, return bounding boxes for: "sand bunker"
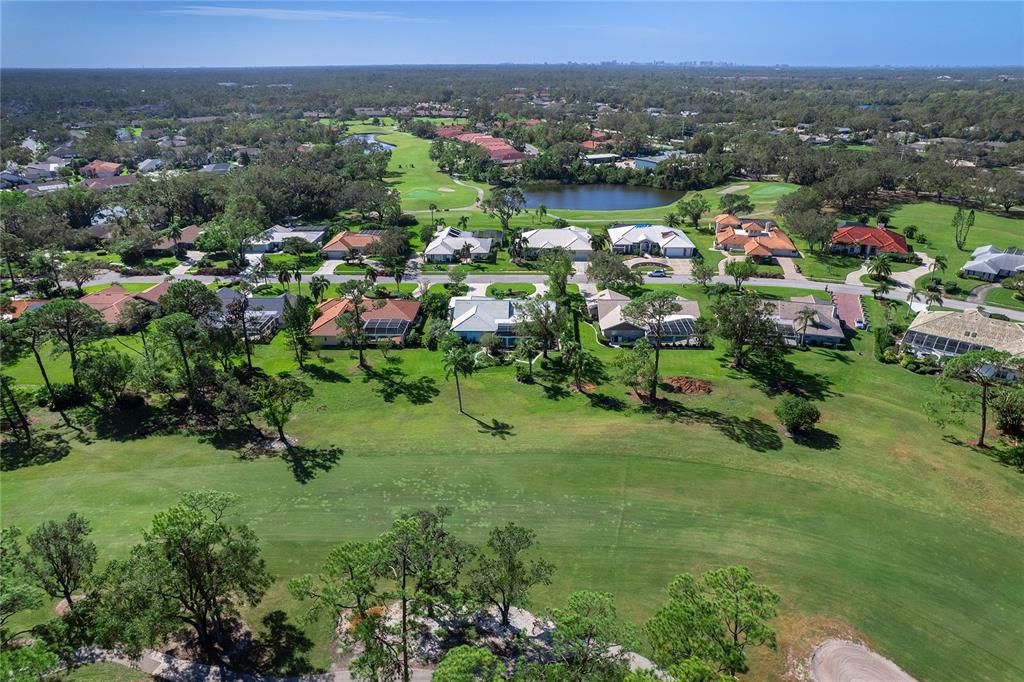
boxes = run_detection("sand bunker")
[437,187,455,192]
[718,184,750,194]
[810,639,916,682]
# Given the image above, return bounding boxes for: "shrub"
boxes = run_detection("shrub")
[515,364,533,384]
[902,224,918,239]
[993,387,1024,438]
[943,280,961,295]
[479,332,503,356]
[46,383,86,410]
[774,395,821,434]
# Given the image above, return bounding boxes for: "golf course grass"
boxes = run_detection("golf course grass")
[344,123,481,211]
[3,287,1023,680]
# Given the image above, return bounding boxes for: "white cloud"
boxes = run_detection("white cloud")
[155,5,436,23]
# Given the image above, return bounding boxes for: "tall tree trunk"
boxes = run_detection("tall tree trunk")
[240,316,253,370]
[6,259,17,289]
[401,559,410,682]
[32,345,71,427]
[68,342,80,390]
[978,383,988,448]
[454,370,464,414]
[176,335,195,402]
[651,341,661,402]
[1,380,30,445]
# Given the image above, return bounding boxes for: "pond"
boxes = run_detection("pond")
[522,183,683,211]
[341,133,396,151]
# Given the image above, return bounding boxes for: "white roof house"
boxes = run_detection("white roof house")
[137,158,164,173]
[587,289,701,345]
[607,224,696,258]
[246,226,326,253]
[448,295,550,347]
[423,227,494,262]
[520,226,593,260]
[961,245,1024,282]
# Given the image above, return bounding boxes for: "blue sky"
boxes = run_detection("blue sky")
[2,1,1021,68]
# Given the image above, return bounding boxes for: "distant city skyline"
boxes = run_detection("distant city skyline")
[2,1,1022,69]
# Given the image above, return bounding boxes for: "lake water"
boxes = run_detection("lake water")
[523,184,683,211]
[341,133,396,151]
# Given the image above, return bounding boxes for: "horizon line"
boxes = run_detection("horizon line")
[3,63,1023,70]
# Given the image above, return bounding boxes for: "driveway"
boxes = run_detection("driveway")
[776,257,806,281]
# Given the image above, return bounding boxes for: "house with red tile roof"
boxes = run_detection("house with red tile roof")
[310,297,421,346]
[149,225,203,253]
[77,282,169,325]
[580,140,604,152]
[713,214,799,259]
[81,176,136,192]
[80,160,123,178]
[435,125,466,139]
[829,223,910,257]
[320,231,382,260]
[3,298,47,320]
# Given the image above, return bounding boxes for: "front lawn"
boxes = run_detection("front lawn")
[984,286,1024,311]
[485,282,537,297]
[263,253,324,273]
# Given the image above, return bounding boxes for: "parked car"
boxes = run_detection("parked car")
[648,269,668,277]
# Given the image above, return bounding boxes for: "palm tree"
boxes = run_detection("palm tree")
[168,223,183,255]
[442,338,476,414]
[309,275,329,303]
[257,256,271,283]
[277,268,292,293]
[515,337,540,382]
[794,306,818,348]
[589,230,608,252]
[930,254,948,277]
[873,279,893,299]
[925,289,944,307]
[457,215,470,230]
[867,253,893,281]
[906,287,922,304]
[536,204,548,223]
[292,268,303,297]
[664,212,681,228]
[364,268,378,285]
[429,202,438,224]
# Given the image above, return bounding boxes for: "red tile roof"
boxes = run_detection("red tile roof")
[78,285,137,324]
[310,297,420,337]
[580,140,602,151]
[134,280,173,304]
[5,299,47,319]
[321,231,381,253]
[830,225,909,254]
[80,160,123,178]
[151,225,202,251]
[82,176,136,191]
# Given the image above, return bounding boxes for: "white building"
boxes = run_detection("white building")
[423,227,494,263]
[961,245,1024,282]
[520,226,593,261]
[449,296,550,347]
[607,224,696,258]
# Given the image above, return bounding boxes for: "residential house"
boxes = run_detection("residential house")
[1,171,30,188]
[82,176,136,192]
[137,158,164,173]
[80,160,123,178]
[78,282,167,325]
[199,162,238,174]
[320,231,381,260]
[22,163,58,181]
[19,180,69,196]
[961,245,1024,282]
[520,226,593,261]
[246,226,326,254]
[149,225,203,254]
[423,227,494,263]
[771,297,845,347]
[829,223,910,257]
[2,299,48,321]
[632,151,700,170]
[309,297,421,346]
[607,224,696,258]
[713,214,799,259]
[584,153,620,165]
[448,296,544,347]
[213,288,299,340]
[48,146,76,161]
[588,289,701,346]
[901,309,1024,375]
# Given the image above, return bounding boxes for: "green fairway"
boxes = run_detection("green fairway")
[82,282,156,294]
[344,123,479,211]
[3,285,1023,680]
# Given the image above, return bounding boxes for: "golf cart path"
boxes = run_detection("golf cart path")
[810,639,917,682]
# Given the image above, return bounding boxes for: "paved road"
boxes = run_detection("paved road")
[78,269,1024,322]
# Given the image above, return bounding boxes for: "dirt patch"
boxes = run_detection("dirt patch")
[810,639,916,682]
[570,383,597,394]
[437,187,455,192]
[718,184,750,194]
[665,376,712,395]
[773,614,862,680]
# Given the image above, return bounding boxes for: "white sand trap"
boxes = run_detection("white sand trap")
[437,187,455,192]
[811,639,916,682]
[718,184,750,194]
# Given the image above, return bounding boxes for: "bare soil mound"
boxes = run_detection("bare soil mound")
[665,376,712,394]
[810,639,916,682]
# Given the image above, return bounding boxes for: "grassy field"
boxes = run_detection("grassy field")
[344,123,480,211]
[64,663,151,681]
[82,282,157,294]
[263,253,324,273]
[485,282,536,297]
[984,286,1024,311]
[4,284,1023,680]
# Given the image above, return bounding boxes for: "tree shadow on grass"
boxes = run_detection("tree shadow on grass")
[0,430,71,470]
[639,398,784,452]
[301,363,350,383]
[944,434,1024,473]
[239,610,320,676]
[279,445,343,484]
[464,412,516,439]
[792,427,841,450]
[80,401,186,442]
[362,365,439,405]
[734,356,836,402]
[586,392,628,411]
